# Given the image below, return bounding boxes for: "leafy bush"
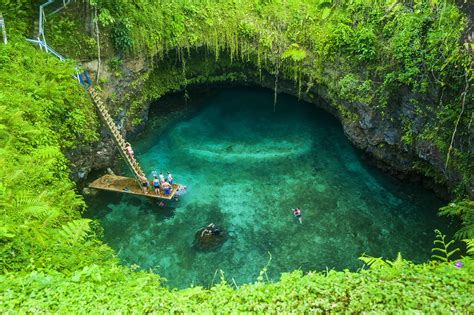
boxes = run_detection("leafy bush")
[111,21,133,52]
[1,258,472,312]
[0,40,104,274]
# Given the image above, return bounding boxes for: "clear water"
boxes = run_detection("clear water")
[85,87,455,289]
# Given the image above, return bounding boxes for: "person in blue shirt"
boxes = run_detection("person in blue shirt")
[152,176,160,195]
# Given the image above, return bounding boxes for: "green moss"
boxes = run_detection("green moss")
[401,116,414,146]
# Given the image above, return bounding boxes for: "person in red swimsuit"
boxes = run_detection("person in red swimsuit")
[292,208,302,224]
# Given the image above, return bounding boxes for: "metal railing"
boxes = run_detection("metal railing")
[0,13,6,45]
[26,0,74,60]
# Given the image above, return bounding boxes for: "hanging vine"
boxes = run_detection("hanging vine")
[445,74,470,170]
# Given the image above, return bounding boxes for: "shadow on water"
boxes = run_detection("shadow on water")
[85,86,458,289]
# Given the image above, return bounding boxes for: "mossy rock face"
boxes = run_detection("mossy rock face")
[193,224,226,250]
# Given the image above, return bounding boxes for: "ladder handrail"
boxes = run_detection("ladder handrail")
[27,0,74,60]
[87,86,147,185]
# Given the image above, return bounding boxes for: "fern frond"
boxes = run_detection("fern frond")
[445,240,456,247]
[464,239,474,256]
[439,200,474,239]
[32,146,62,160]
[431,254,448,262]
[359,254,389,269]
[0,226,16,240]
[11,191,50,221]
[455,226,473,240]
[58,219,92,244]
[431,247,446,253]
[447,248,460,259]
[33,228,48,246]
[431,229,461,262]
[40,209,61,229]
[388,252,406,268]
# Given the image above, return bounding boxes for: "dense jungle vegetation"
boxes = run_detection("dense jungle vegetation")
[1,0,473,312]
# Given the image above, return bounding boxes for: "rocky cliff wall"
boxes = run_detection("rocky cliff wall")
[72,51,472,199]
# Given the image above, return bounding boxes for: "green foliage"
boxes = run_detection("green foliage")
[1,258,473,312]
[97,8,115,27]
[0,0,34,36]
[108,57,122,71]
[439,199,474,239]
[45,13,98,60]
[58,219,92,245]
[111,21,133,52]
[359,252,408,269]
[0,40,105,274]
[465,239,474,256]
[281,43,307,62]
[337,73,373,104]
[463,238,474,256]
[431,229,460,262]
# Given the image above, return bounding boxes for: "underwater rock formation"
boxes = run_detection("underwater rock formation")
[193,223,225,250]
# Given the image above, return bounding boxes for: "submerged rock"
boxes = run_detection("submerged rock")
[193,223,225,250]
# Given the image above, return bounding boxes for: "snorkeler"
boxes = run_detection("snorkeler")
[292,208,302,224]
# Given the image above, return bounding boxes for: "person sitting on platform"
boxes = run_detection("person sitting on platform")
[152,176,160,195]
[140,176,149,194]
[125,142,134,159]
[167,171,173,185]
[162,180,171,196]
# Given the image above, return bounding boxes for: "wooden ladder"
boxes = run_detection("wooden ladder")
[87,86,146,184]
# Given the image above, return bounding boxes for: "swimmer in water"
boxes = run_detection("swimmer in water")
[292,208,302,224]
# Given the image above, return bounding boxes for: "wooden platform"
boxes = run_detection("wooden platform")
[89,175,179,200]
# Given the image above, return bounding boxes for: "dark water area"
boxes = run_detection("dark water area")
[85,87,457,289]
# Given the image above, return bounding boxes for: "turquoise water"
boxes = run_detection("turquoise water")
[85,87,455,289]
